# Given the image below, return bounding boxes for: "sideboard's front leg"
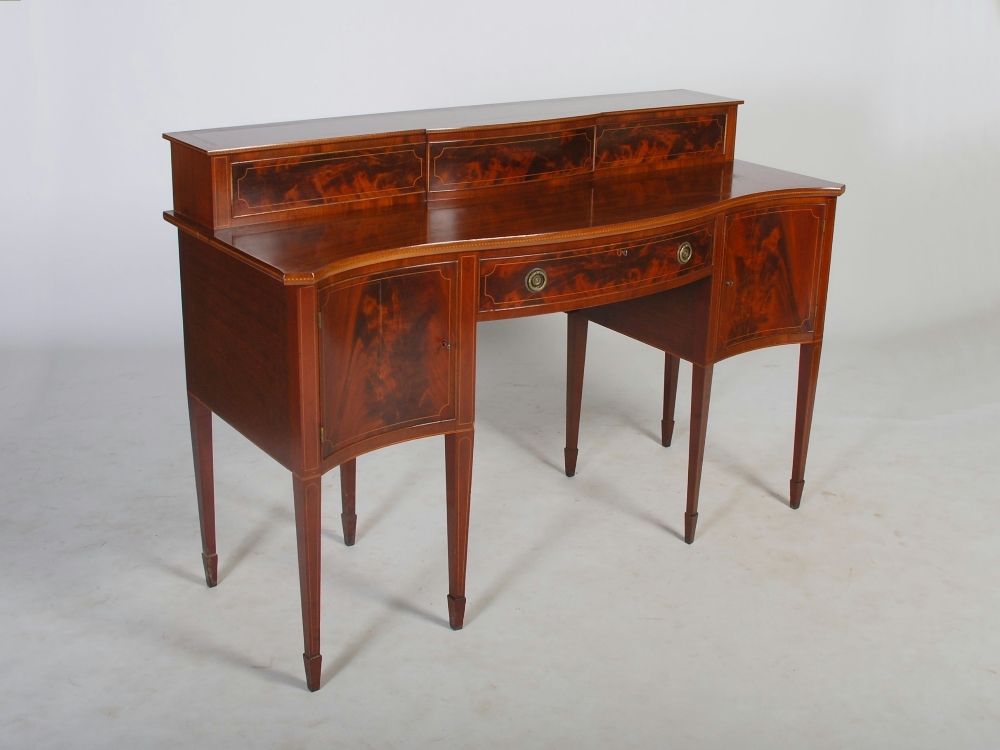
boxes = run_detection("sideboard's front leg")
[564,312,589,477]
[661,354,681,448]
[790,342,822,509]
[188,394,218,587]
[293,474,323,691]
[686,364,714,544]
[339,459,357,546]
[444,430,474,630]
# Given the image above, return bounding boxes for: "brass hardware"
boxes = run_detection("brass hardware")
[442,339,452,350]
[320,426,325,442]
[525,267,548,293]
[726,280,734,287]
[677,242,693,264]
[617,249,628,257]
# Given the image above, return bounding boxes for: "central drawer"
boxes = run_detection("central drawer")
[479,222,714,314]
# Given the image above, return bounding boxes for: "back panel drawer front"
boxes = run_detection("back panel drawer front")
[595,112,727,170]
[479,223,714,312]
[231,139,426,218]
[428,125,594,193]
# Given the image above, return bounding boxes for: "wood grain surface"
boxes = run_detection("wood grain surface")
[319,264,456,456]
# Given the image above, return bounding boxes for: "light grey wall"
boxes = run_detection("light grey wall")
[1,0,998,345]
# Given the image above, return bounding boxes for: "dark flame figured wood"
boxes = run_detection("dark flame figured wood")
[595,114,726,170]
[716,205,825,353]
[320,265,457,456]
[232,143,425,216]
[429,128,593,192]
[479,224,713,313]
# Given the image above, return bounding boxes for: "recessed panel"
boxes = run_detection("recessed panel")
[320,265,456,456]
[429,128,594,192]
[595,114,726,170]
[716,205,825,352]
[232,144,425,216]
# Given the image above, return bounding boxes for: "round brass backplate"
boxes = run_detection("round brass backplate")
[525,267,548,293]
[677,242,693,265]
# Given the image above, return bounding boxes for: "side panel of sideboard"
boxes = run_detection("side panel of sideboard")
[179,233,294,469]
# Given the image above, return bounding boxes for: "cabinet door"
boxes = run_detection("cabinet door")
[320,263,456,456]
[715,204,825,355]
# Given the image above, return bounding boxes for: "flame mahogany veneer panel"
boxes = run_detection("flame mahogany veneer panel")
[320,264,457,457]
[231,140,426,217]
[716,204,826,353]
[595,114,727,170]
[428,127,594,193]
[479,222,714,313]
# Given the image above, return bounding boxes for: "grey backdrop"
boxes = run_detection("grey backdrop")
[1,0,999,345]
[2,2,1000,748]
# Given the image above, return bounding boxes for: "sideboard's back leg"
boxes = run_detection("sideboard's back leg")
[564,312,589,477]
[292,473,323,691]
[685,364,714,544]
[188,394,218,587]
[790,342,822,510]
[340,459,357,546]
[661,353,681,447]
[445,430,474,630]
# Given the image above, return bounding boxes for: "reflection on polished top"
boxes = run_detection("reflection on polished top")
[165,90,742,153]
[166,160,843,283]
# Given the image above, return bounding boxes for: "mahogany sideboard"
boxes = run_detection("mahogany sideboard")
[164,90,844,691]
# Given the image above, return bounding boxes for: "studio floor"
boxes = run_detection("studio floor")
[2,310,999,749]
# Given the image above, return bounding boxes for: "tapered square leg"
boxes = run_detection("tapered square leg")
[661,353,681,447]
[445,431,473,630]
[790,342,822,510]
[340,458,357,546]
[565,312,589,477]
[685,364,713,544]
[293,474,323,691]
[188,394,218,587]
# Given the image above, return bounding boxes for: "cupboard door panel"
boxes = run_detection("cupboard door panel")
[716,205,824,354]
[320,264,456,456]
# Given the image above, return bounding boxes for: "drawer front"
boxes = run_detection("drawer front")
[231,138,426,218]
[595,113,727,170]
[479,223,714,313]
[429,126,594,194]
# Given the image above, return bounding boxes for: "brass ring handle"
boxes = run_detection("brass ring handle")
[677,242,693,265]
[525,267,548,293]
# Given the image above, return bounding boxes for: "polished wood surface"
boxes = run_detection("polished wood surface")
[661,353,680,447]
[716,204,825,354]
[339,458,357,546]
[188,394,217,587]
[564,312,589,478]
[319,264,457,456]
[232,139,426,217]
[685,364,714,544]
[165,90,740,154]
[479,221,713,315]
[164,161,840,284]
[166,90,742,228]
[166,90,843,691]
